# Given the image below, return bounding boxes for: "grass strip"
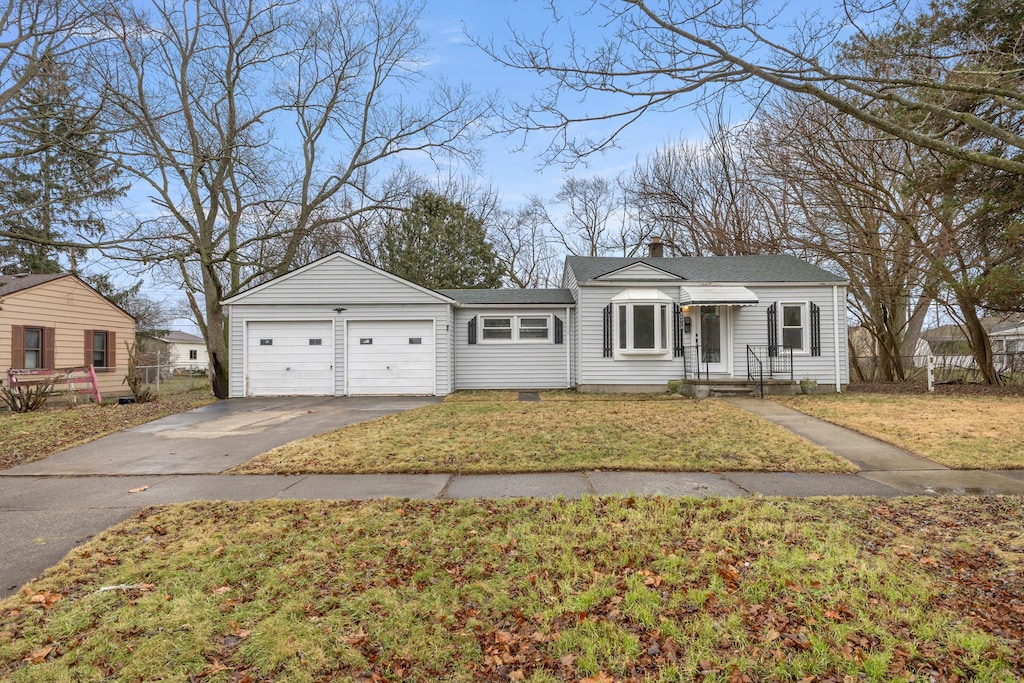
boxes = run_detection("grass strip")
[232,397,854,475]
[775,394,1024,470]
[1,496,1020,681]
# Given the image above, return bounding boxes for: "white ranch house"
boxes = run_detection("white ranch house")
[222,249,849,398]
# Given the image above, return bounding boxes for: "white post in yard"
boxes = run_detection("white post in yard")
[927,354,935,393]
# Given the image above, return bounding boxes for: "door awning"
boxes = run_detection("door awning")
[679,285,759,306]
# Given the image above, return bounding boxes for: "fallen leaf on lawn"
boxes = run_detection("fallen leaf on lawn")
[212,586,232,595]
[23,646,52,664]
[200,659,231,676]
[807,552,821,561]
[581,672,613,683]
[128,485,149,493]
[28,591,62,608]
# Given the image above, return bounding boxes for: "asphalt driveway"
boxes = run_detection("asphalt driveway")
[0,396,440,476]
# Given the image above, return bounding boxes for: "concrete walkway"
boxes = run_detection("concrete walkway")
[2,396,1024,599]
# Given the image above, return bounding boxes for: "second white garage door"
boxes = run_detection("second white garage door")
[347,320,435,395]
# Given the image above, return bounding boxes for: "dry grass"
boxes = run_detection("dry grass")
[233,393,854,475]
[1,497,1020,681]
[775,393,1024,470]
[0,379,215,470]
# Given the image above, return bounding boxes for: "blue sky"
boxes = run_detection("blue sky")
[132,0,793,331]
[417,0,713,202]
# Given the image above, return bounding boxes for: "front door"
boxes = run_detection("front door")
[699,306,729,374]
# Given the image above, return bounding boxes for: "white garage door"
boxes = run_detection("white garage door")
[347,320,435,395]
[246,321,335,396]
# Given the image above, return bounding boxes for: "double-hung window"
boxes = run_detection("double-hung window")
[92,331,109,368]
[611,289,673,357]
[781,303,806,351]
[23,328,43,369]
[479,315,552,343]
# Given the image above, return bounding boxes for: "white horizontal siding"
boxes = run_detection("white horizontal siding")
[227,255,448,306]
[576,282,848,387]
[577,286,684,386]
[453,308,570,389]
[730,284,848,385]
[228,303,451,397]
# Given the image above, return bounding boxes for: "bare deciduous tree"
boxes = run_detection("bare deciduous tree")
[490,198,561,288]
[90,0,492,397]
[750,96,940,381]
[489,0,1024,175]
[630,122,785,257]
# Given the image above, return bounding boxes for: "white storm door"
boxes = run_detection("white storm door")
[246,321,335,396]
[347,320,435,395]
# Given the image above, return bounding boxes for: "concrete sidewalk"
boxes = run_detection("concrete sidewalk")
[3,396,1024,599]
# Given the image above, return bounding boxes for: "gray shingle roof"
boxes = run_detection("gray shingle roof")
[438,288,576,305]
[157,330,205,344]
[0,273,68,296]
[564,255,847,283]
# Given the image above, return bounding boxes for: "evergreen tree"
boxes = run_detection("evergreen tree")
[0,52,123,274]
[379,191,505,289]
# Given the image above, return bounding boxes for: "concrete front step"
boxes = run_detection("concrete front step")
[708,385,758,397]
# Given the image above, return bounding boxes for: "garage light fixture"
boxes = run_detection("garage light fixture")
[333,307,346,313]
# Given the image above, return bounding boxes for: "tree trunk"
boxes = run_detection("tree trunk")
[205,304,231,399]
[961,306,1001,385]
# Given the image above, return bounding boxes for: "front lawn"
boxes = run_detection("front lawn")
[0,378,215,470]
[233,393,854,474]
[1,497,1021,681]
[775,393,1024,470]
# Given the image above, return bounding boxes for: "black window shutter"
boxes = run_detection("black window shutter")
[673,305,684,357]
[602,304,612,357]
[468,316,477,345]
[767,302,778,357]
[554,316,564,344]
[810,302,821,356]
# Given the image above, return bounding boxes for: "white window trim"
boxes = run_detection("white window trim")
[478,314,554,344]
[780,301,809,354]
[613,302,672,359]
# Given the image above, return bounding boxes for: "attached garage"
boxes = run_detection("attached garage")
[346,320,435,395]
[245,321,335,396]
[224,253,454,398]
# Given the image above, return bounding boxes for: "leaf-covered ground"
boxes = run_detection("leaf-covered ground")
[233,393,854,475]
[0,380,214,470]
[775,393,1024,469]
[1,496,1021,681]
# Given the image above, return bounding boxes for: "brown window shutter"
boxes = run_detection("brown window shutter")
[43,327,55,369]
[12,325,24,368]
[108,331,116,368]
[84,329,94,367]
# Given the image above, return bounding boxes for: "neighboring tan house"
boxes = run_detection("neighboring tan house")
[148,330,209,372]
[0,273,136,399]
[222,247,849,397]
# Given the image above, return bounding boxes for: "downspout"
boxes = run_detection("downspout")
[565,306,571,388]
[833,286,842,392]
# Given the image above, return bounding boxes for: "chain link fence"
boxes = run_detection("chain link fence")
[850,353,1024,386]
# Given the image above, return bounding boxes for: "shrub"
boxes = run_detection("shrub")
[1,379,56,412]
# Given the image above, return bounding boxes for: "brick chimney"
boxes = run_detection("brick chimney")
[648,236,664,258]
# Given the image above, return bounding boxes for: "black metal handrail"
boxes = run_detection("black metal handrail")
[746,345,795,383]
[747,346,764,398]
[679,343,705,380]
